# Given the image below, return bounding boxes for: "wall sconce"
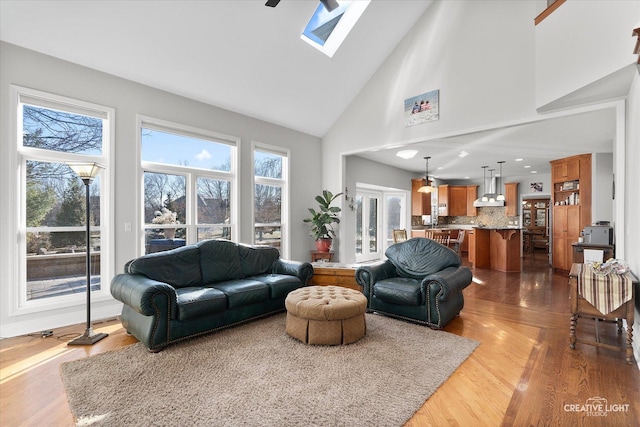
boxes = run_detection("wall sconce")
[345,187,355,211]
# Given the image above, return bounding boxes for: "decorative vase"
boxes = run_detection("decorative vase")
[164,228,176,240]
[315,238,332,252]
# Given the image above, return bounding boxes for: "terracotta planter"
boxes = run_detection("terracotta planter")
[315,238,333,252]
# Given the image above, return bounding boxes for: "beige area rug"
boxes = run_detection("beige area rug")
[61,313,478,426]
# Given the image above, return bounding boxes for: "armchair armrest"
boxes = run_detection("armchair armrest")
[110,273,178,319]
[272,259,314,285]
[421,266,472,302]
[356,261,397,300]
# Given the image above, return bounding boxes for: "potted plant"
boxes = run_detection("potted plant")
[303,190,343,252]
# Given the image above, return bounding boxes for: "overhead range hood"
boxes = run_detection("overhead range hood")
[473,176,505,207]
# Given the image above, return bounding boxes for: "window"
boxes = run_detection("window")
[253,145,289,257]
[140,117,238,253]
[16,87,113,310]
[301,1,371,58]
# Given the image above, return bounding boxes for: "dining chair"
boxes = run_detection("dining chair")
[392,229,408,243]
[450,230,465,255]
[432,231,450,246]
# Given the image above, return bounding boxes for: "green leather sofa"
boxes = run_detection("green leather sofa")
[355,237,472,328]
[111,239,313,351]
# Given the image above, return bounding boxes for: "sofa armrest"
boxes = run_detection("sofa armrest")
[272,259,314,285]
[355,261,397,301]
[421,266,472,301]
[110,273,178,319]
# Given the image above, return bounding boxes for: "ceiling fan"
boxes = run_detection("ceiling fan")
[265,0,339,12]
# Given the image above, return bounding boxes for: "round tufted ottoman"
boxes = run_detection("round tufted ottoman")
[285,285,367,345]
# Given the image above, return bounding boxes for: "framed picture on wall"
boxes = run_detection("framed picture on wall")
[530,182,543,192]
[404,89,439,127]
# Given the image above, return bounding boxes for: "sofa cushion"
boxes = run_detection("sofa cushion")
[210,279,269,309]
[238,244,279,277]
[126,245,202,288]
[385,238,460,279]
[251,274,303,299]
[197,239,244,283]
[374,277,422,306]
[175,287,227,321]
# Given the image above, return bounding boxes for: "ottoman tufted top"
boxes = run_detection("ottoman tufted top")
[285,286,367,321]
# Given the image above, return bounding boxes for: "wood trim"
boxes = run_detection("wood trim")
[633,27,640,64]
[534,0,566,26]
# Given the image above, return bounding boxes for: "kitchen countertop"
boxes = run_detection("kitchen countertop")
[472,226,523,230]
[413,225,475,230]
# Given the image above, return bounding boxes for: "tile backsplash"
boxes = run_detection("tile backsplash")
[425,207,519,228]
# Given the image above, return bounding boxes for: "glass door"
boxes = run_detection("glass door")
[355,190,382,262]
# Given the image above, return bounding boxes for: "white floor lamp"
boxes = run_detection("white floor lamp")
[67,162,108,346]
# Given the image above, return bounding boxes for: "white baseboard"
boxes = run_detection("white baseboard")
[0,302,122,338]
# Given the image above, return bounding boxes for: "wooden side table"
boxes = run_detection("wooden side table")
[569,263,637,364]
[310,251,333,262]
[572,243,614,263]
[309,263,360,291]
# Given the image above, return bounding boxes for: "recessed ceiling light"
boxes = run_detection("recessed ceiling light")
[464,176,470,179]
[531,170,537,174]
[396,149,417,159]
[459,151,469,158]
[524,165,531,168]
[437,166,443,170]
[515,158,523,162]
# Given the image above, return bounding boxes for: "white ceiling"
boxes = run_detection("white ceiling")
[0,0,432,137]
[0,1,624,180]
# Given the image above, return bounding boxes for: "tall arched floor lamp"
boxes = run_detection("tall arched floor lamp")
[67,162,108,346]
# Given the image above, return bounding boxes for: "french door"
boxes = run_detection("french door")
[355,190,382,262]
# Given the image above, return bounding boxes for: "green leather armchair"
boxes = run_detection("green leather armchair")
[355,238,472,328]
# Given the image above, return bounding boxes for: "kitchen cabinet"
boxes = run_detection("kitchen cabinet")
[437,185,467,217]
[505,182,519,216]
[437,184,449,216]
[552,156,580,182]
[466,185,478,216]
[449,186,467,216]
[550,154,591,272]
[553,205,581,271]
[411,179,431,216]
[470,227,521,272]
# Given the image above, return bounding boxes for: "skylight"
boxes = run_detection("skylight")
[301,1,370,58]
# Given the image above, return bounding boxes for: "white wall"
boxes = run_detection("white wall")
[324,0,540,258]
[323,1,635,265]
[0,42,322,337]
[535,1,640,109]
[626,72,640,366]
[592,152,614,224]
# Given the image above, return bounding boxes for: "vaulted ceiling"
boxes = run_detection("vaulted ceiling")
[1,1,623,179]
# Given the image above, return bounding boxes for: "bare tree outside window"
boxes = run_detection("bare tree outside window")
[141,123,237,252]
[21,102,106,301]
[254,150,285,249]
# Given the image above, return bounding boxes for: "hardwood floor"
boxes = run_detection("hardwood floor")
[1,251,638,426]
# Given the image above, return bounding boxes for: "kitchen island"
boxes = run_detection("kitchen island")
[469,227,522,272]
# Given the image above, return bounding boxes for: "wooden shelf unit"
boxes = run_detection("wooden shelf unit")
[550,154,591,272]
